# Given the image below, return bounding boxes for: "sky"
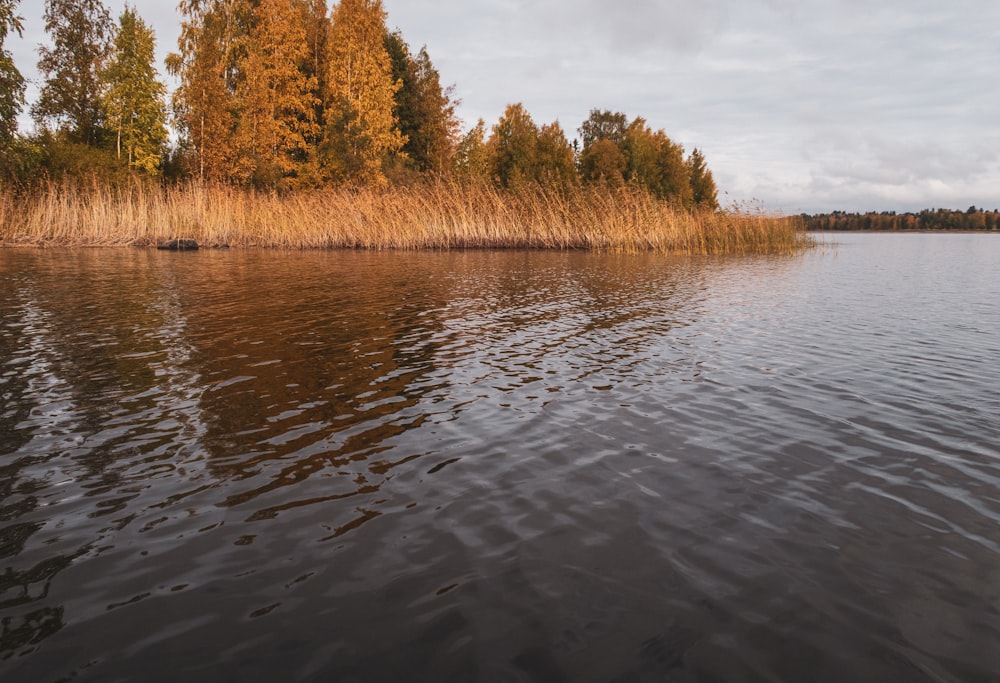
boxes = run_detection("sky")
[7,0,999,213]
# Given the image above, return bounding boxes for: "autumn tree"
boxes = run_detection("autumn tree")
[579,138,626,187]
[453,118,489,181]
[578,110,629,188]
[385,31,459,176]
[0,0,24,149]
[324,0,403,186]
[687,147,718,209]
[33,0,113,145]
[100,6,167,173]
[232,0,319,187]
[578,109,712,204]
[168,0,250,180]
[624,118,693,205]
[535,121,577,187]
[303,0,328,133]
[487,103,538,188]
[579,109,628,151]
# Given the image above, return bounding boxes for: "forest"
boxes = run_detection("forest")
[0,0,718,207]
[800,208,1000,232]
[0,0,813,253]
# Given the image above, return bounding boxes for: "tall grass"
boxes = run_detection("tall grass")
[0,179,808,254]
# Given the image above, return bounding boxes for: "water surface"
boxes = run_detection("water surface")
[1,234,999,681]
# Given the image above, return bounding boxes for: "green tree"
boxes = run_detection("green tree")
[624,118,692,205]
[100,6,167,173]
[579,138,626,187]
[33,0,113,145]
[578,109,628,150]
[453,118,489,181]
[687,147,718,209]
[232,0,319,187]
[487,102,538,188]
[535,120,577,187]
[578,109,631,188]
[0,0,25,149]
[385,31,459,176]
[324,0,403,186]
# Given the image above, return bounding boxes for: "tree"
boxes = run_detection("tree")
[303,0,328,131]
[487,103,538,188]
[0,0,24,149]
[535,121,577,187]
[687,147,718,210]
[232,0,319,187]
[324,0,403,186]
[453,118,488,181]
[624,118,692,205]
[578,109,628,150]
[168,0,250,180]
[100,6,167,173]
[385,31,459,176]
[578,109,630,188]
[579,138,626,187]
[33,0,113,145]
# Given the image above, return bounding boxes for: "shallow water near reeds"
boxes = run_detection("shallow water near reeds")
[1,233,999,682]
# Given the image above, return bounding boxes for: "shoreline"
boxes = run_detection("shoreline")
[805,229,999,234]
[0,182,808,255]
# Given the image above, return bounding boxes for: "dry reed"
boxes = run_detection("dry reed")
[0,179,808,254]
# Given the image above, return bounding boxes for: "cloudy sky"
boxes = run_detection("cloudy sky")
[8,0,999,213]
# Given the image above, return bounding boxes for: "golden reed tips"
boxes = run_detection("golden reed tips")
[0,180,808,254]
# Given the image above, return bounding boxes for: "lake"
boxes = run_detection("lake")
[1,233,998,682]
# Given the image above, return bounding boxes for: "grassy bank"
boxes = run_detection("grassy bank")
[0,181,807,254]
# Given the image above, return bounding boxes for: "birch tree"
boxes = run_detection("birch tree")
[0,0,24,148]
[168,0,248,180]
[324,0,403,186]
[101,6,167,173]
[33,0,113,145]
[233,0,319,187]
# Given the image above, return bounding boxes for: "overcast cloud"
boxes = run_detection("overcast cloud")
[8,0,999,213]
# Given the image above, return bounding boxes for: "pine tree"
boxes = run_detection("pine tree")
[33,0,113,145]
[687,148,719,210]
[100,7,167,173]
[385,32,458,176]
[233,0,319,187]
[324,0,403,186]
[0,0,25,148]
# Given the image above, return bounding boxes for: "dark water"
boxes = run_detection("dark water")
[1,234,998,682]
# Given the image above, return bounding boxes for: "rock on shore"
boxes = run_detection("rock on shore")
[157,239,200,251]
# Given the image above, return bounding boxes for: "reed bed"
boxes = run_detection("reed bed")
[0,180,808,254]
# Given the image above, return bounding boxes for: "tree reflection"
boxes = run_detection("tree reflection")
[0,248,715,667]
[176,252,453,530]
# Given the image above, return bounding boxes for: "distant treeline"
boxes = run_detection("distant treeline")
[800,208,1000,232]
[0,0,718,210]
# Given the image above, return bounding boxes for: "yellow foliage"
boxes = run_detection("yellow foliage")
[234,0,320,187]
[325,0,404,187]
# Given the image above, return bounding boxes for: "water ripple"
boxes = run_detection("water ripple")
[1,240,999,681]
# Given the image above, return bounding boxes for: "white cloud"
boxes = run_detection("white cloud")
[7,0,999,212]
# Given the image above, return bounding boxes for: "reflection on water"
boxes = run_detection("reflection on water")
[1,237,999,682]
